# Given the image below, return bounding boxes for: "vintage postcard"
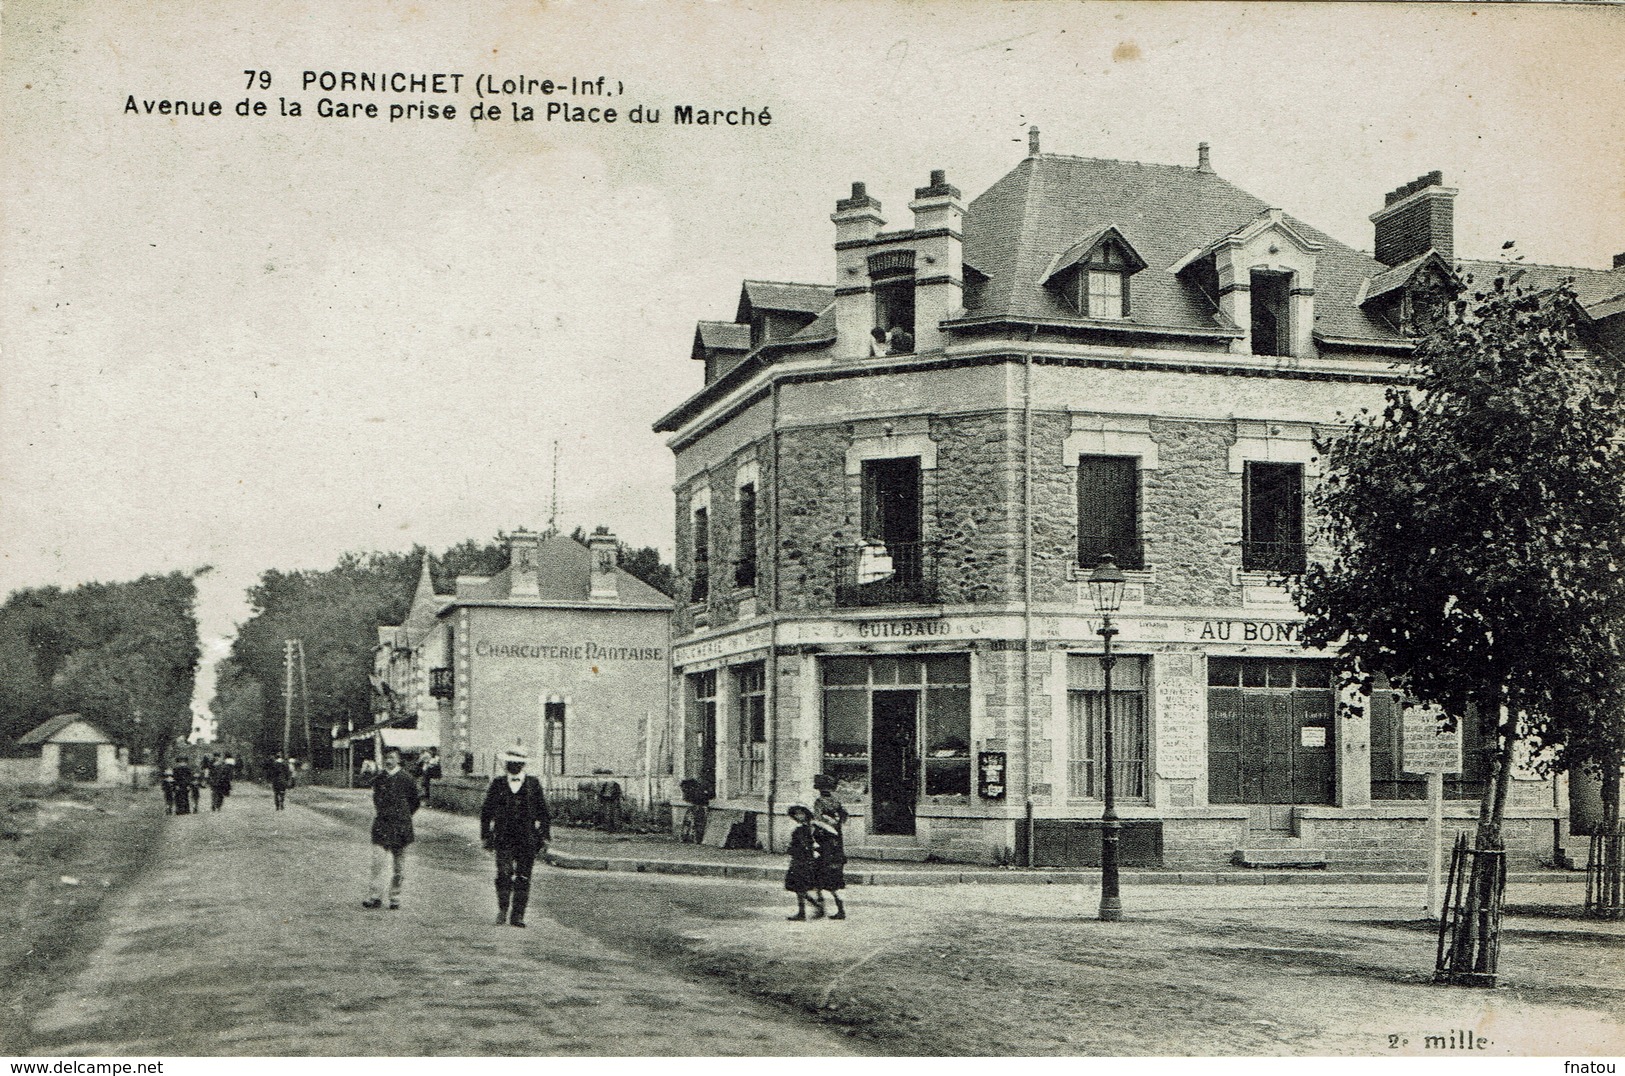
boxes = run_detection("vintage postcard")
[2,0,1622,1065]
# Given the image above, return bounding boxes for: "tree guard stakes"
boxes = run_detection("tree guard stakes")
[1435,831,1507,987]
[1586,828,1624,921]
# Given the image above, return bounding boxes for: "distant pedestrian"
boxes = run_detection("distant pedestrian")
[269,756,293,810]
[419,747,442,807]
[480,747,550,928]
[209,760,234,811]
[189,764,202,812]
[160,768,177,815]
[783,805,824,921]
[171,759,195,815]
[363,747,419,910]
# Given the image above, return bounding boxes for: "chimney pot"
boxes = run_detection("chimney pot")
[1028,126,1040,157]
[1197,142,1212,173]
[851,181,866,199]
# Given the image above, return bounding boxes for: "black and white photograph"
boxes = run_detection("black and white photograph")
[1,0,1622,1062]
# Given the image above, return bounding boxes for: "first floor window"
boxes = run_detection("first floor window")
[690,506,710,602]
[1242,461,1306,573]
[735,483,758,589]
[1067,655,1148,800]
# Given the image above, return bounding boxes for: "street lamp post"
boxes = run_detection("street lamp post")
[130,709,143,790]
[1088,554,1127,922]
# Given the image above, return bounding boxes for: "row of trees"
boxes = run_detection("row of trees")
[0,571,203,759]
[215,529,672,766]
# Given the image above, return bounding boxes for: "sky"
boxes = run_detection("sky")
[3,0,1623,719]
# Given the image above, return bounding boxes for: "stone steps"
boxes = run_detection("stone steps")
[1233,845,1329,869]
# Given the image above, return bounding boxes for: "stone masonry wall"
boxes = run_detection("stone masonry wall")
[1144,418,1242,606]
[933,411,1022,604]
[774,425,853,611]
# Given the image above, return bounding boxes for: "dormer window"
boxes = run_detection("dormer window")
[1043,228,1145,321]
[1084,266,1127,320]
[1250,271,1292,356]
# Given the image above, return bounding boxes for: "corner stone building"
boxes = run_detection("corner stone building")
[655,136,1625,869]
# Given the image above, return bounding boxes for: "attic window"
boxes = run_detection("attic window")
[869,250,916,352]
[1047,233,1143,320]
[1249,271,1291,356]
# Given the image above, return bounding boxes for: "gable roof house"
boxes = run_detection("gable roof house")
[653,131,1618,869]
[1,713,127,785]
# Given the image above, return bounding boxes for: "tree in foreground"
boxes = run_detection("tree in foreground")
[1297,266,1625,982]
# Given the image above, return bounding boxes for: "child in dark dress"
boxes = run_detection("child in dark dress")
[783,805,824,921]
[811,773,848,919]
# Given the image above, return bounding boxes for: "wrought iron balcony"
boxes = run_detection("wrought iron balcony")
[429,667,454,699]
[1077,536,1146,572]
[1241,540,1308,574]
[834,540,938,607]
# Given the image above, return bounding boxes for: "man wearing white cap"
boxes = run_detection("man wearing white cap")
[479,745,551,927]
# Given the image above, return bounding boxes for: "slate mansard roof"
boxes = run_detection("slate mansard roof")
[659,150,1622,433]
[958,154,1402,343]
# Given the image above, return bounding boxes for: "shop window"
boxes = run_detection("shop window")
[1242,461,1305,573]
[734,483,758,589]
[1077,455,1142,570]
[543,701,566,776]
[1368,682,1490,801]
[690,506,710,602]
[1067,655,1149,800]
[733,663,767,795]
[820,654,971,800]
[1250,270,1292,356]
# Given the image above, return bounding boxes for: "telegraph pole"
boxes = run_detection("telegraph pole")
[282,640,296,758]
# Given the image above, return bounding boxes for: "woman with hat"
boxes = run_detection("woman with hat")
[479,744,551,928]
[811,777,849,920]
[783,805,824,921]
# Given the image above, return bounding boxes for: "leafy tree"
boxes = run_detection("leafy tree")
[0,572,202,761]
[1297,266,1625,978]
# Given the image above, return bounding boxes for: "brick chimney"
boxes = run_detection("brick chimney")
[588,527,619,599]
[1370,170,1456,267]
[1614,252,1625,270]
[507,531,541,598]
[908,169,964,354]
[832,181,887,359]
[1197,142,1212,173]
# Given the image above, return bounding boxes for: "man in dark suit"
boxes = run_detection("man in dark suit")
[363,747,420,910]
[269,755,293,810]
[480,746,550,928]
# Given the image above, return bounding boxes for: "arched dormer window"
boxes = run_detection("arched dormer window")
[1043,228,1147,321]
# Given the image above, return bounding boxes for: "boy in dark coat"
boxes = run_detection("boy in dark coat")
[783,805,824,921]
[363,747,420,909]
[479,746,550,928]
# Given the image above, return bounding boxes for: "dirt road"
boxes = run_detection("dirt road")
[15,783,855,1056]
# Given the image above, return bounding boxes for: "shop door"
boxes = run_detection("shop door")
[1207,659,1335,814]
[871,690,918,836]
[60,743,97,782]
